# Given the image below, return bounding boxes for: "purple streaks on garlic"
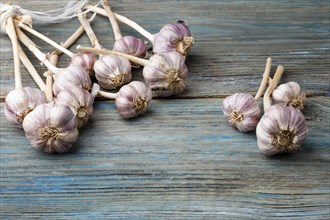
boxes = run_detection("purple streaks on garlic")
[143,51,188,97]
[223,93,260,132]
[272,81,306,110]
[4,87,47,125]
[115,81,152,118]
[94,54,132,90]
[113,36,147,60]
[23,102,79,153]
[256,104,308,156]
[56,87,93,128]
[70,52,96,77]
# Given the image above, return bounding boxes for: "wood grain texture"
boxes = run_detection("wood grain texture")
[0,0,329,219]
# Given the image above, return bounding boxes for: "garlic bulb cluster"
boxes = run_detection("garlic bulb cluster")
[222,93,260,132]
[70,52,96,77]
[143,52,188,97]
[272,81,306,110]
[94,54,132,89]
[5,87,47,125]
[256,104,308,156]
[153,21,194,56]
[23,102,79,153]
[115,81,152,118]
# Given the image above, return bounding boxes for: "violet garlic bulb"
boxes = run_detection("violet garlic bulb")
[222,93,261,132]
[256,104,308,156]
[94,54,132,90]
[56,87,93,128]
[153,22,194,56]
[22,102,79,153]
[70,52,96,77]
[272,81,306,110]
[5,87,47,125]
[115,81,152,118]
[53,64,92,96]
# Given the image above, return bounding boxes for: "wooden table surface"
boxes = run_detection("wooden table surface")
[1,0,329,219]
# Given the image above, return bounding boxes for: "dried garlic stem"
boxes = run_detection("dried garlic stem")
[6,16,22,89]
[44,54,58,102]
[15,25,60,74]
[77,45,148,66]
[18,44,46,91]
[85,5,154,42]
[98,90,118,99]
[54,14,96,55]
[255,57,272,100]
[78,11,103,50]
[100,0,122,41]
[16,21,74,58]
[264,65,284,111]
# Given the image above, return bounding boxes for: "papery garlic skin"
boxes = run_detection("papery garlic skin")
[115,81,152,118]
[56,87,93,128]
[143,52,188,97]
[113,36,147,60]
[23,102,79,153]
[153,22,194,56]
[53,65,92,96]
[70,52,96,77]
[256,104,308,156]
[94,55,132,90]
[272,81,306,110]
[4,87,47,125]
[222,93,260,132]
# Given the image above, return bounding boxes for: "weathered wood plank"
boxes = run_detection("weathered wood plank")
[0,97,329,218]
[1,0,329,99]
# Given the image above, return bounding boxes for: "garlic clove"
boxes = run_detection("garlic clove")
[4,87,47,125]
[153,22,194,56]
[23,102,79,153]
[115,81,152,118]
[53,64,92,96]
[94,54,132,90]
[256,104,308,156]
[223,93,261,132]
[70,52,96,77]
[113,36,147,67]
[56,87,93,128]
[272,81,306,110]
[143,51,188,97]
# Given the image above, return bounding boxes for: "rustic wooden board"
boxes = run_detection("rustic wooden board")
[1,0,329,219]
[0,0,329,99]
[1,97,329,219]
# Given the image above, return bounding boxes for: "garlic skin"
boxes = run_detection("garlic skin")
[113,36,147,61]
[256,104,308,156]
[143,52,188,97]
[56,87,93,128]
[53,64,92,96]
[70,52,96,77]
[223,93,260,132]
[115,81,152,118]
[23,102,79,153]
[94,54,132,90]
[153,22,194,56]
[4,87,47,125]
[272,81,306,110]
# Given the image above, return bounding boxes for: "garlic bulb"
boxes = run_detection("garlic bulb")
[70,52,96,77]
[256,104,308,156]
[4,87,47,125]
[115,81,152,118]
[53,64,92,96]
[153,21,194,56]
[56,87,93,128]
[94,54,132,90]
[143,52,188,97]
[222,93,260,132]
[23,102,79,153]
[113,36,147,67]
[272,81,306,110]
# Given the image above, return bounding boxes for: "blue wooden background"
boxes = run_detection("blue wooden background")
[0,0,329,219]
